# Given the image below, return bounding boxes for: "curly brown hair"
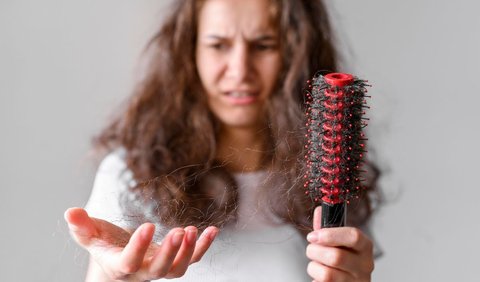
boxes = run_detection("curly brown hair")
[95,0,379,233]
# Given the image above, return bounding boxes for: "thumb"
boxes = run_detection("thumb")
[313,206,322,231]
[64,207,98,246]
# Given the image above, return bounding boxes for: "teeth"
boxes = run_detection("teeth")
[228,92,252,97]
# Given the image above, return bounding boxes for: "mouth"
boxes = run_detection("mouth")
[223,91,259,105]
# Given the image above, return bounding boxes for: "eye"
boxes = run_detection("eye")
[208,42,228,51]
[253,42,277,52]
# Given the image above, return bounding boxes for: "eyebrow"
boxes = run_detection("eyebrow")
[204,34,277,41]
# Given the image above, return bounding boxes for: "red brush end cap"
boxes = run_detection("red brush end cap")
[324,73,354,87]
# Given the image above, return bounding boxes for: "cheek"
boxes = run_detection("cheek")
[196,55,209,84]
[261,56,282,91]
[196,51,222,88]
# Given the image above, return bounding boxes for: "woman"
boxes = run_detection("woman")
[65,0,377,281]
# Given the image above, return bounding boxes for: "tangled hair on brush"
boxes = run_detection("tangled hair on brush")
[94,0,380,232]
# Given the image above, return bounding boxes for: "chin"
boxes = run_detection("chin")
[221,119,260,129]
[211,105,265,128]
[216,114,265,130]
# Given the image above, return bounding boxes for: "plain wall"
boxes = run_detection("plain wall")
[1,0,479,281]
[330,1,480,281]
[0,1,169,280]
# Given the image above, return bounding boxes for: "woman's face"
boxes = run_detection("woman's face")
[196,0,281,130]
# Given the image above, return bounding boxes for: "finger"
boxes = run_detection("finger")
[306,243,363,274]
[165,226,198,278]
[147,228,185,278]
[313,206,322,231]
[64,207,98,246]
[307,227,373,253]
[190,226,218,264]
[116,223,155,274]
[307,261,353,282]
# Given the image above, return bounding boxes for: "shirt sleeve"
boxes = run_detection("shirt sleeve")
[84,151,138,230]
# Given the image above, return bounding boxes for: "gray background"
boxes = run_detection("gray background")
[1,0,479,281]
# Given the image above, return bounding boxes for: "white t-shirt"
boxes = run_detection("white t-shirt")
[85,152,311,282]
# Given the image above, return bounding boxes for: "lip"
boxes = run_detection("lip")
[222,91,259,105]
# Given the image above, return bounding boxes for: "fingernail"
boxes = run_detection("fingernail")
[67,222,78,232]
[186,228,198,244]
[66,223,80,232]
[307,232,318,242]
[199,229,210,240]
[171,231,184,247]
[208,229,218,241]
[140,224,153,240]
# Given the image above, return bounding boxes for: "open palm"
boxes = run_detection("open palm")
[64,207,218,281]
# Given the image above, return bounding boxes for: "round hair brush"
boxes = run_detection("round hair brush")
[304,72,370,228]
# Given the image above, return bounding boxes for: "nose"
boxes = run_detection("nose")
[226,44,251,82]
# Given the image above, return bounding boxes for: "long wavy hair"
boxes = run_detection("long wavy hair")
[95,0,380,233]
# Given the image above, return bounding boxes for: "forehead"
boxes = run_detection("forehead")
[197,0,276,37]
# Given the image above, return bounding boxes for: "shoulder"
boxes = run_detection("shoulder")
[84,149,137,226]
[97,149,127,176]
[94,148,136,188]
[88,149,169,235]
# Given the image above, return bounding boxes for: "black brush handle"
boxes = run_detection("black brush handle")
[321,201,346,228]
